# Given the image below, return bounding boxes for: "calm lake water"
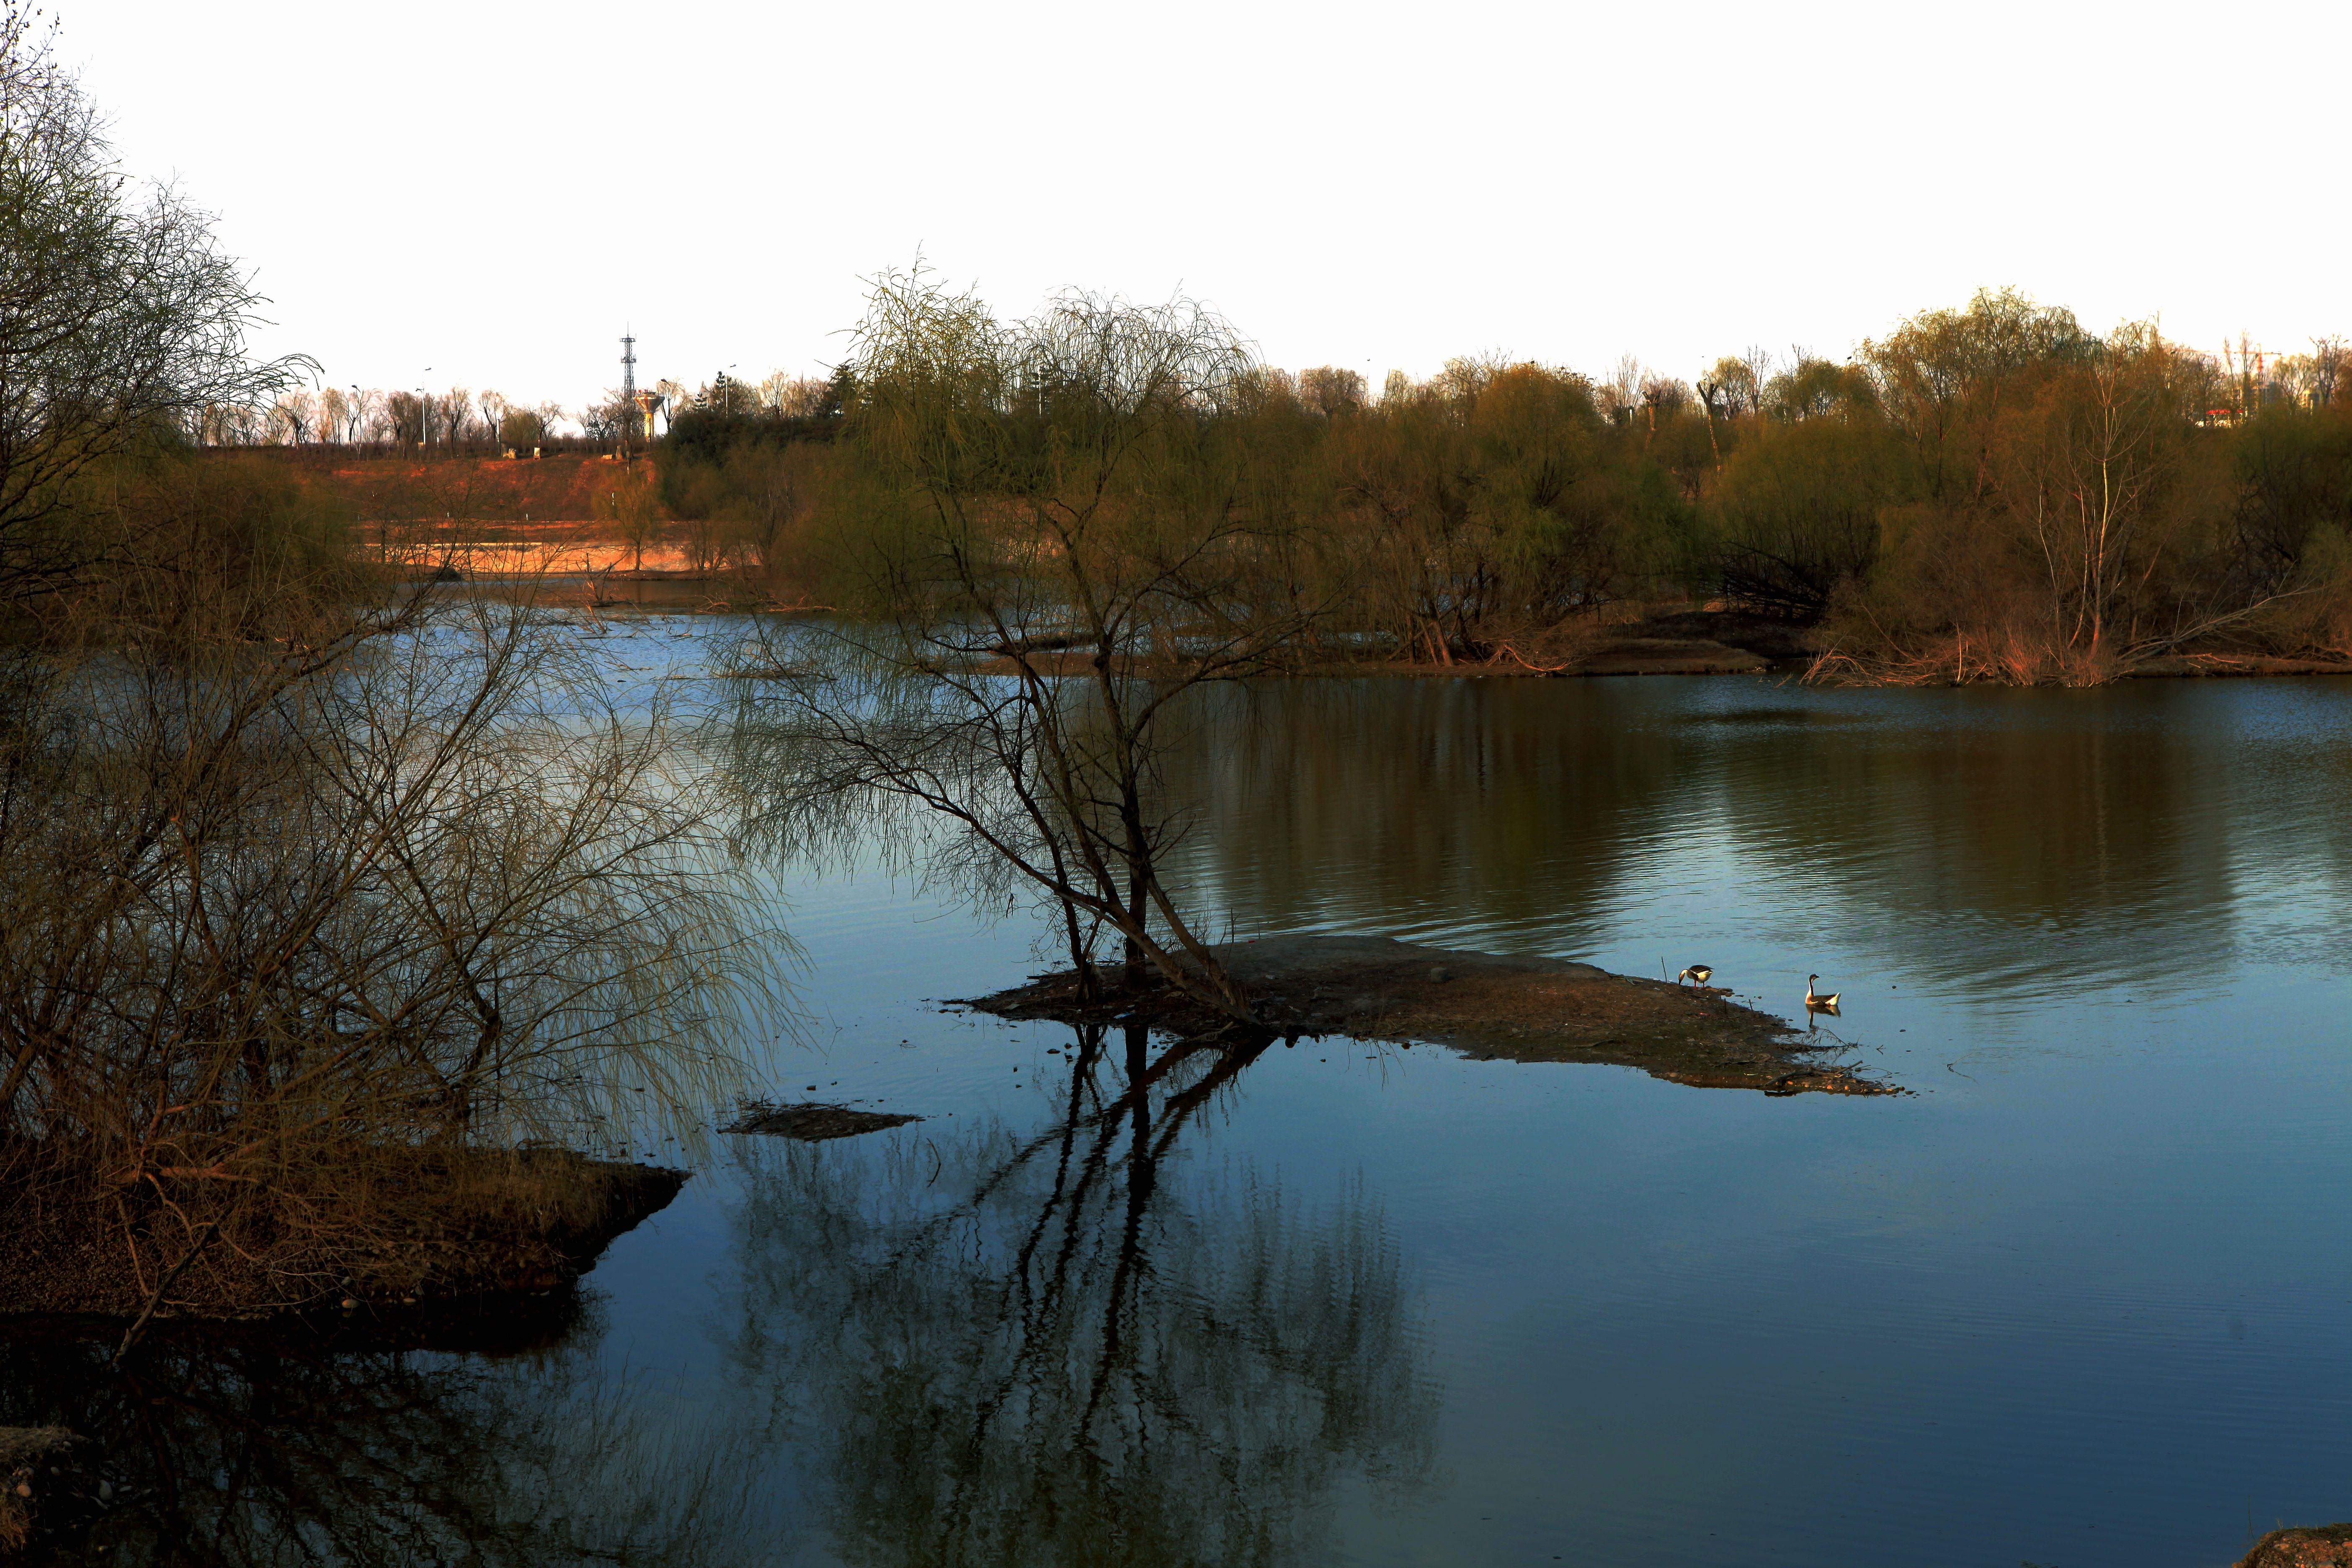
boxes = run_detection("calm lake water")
[15,634,2352,1566]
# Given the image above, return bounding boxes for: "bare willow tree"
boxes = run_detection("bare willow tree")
[726,268,1324,1024]
[0,7,311,607]
[1808,318,2313,685]
[0,16,783,1310]
[0,562,783,1308]
[1994,327,2290,673]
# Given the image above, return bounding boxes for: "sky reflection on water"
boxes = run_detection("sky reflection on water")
[14,645,2352,1566]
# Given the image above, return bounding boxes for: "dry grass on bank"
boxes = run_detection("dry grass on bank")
[0,1145,683,1320]
[0,565,779,1324]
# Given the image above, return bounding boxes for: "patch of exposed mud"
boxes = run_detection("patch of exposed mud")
[721,1101,924,1140]
[970,935,1898,1097]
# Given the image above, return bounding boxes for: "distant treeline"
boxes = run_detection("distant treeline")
[226,371,851,460]
[656,289,2352,683]
[217,387,575,454]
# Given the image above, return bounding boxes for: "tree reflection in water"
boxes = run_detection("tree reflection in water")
[719,1024,1441,1568]
[0,1302,761,1565]
[1156,679,2301,995]
[0,1030,1441,1566]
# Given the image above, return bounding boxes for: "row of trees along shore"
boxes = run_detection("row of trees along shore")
[215,386,567,454]
[719,271,2352,1028]
[0,7,777,1322]
[649,276,2352,689]
[227,371,850,458]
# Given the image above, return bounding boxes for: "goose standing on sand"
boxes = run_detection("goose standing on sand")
[1804,975,1840,1008]
[1678,963,1713,987]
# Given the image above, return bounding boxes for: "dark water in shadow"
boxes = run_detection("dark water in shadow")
[14,652,2352,1565]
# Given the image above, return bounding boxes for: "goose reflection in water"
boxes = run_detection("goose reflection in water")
[717,1021,1442,1568]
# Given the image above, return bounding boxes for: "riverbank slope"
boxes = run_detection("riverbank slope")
[0,1148,683,1322]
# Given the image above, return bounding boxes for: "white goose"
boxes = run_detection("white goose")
[1804,975,1840,1008]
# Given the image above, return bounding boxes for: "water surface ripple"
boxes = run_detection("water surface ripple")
[14,653,2352,1567]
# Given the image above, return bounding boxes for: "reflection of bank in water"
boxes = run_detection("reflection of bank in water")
[1157,678,2279,1002]
[0,1300,762,1564]
[714,1021,1441,1568]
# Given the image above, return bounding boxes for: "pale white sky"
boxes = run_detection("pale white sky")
[71,0,2349,413]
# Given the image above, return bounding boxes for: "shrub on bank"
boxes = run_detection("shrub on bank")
[0,456,781,1320]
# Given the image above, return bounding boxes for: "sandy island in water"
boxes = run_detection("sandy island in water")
[970,934,1896,1097]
